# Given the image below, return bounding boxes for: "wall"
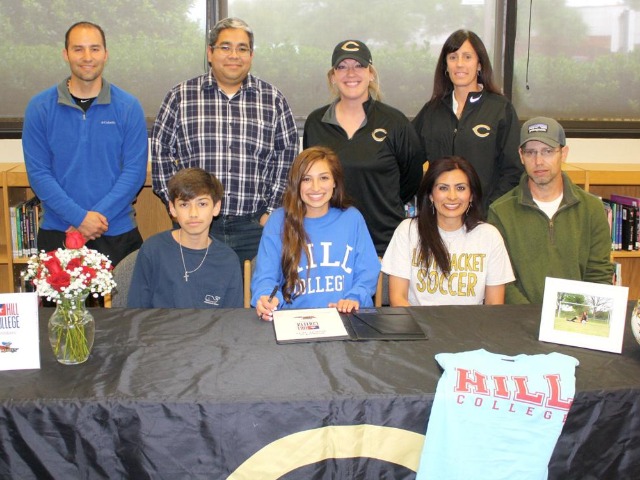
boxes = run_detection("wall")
[565,138,640,164]
[0,140,24,163]
[2,138,639,164]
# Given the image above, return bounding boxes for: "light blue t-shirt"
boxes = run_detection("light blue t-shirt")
[417,349,578,480]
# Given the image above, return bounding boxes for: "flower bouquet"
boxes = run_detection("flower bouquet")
[23,231,116,364]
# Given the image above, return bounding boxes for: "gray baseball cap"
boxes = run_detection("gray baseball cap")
[520,117,566,148]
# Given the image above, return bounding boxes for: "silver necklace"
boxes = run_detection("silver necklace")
[179,230,210,282]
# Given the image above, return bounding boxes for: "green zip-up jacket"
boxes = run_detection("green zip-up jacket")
[487,172,613,304]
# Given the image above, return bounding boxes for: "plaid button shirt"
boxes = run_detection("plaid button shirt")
[151,71,299,216]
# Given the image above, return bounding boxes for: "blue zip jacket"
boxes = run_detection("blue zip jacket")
[22,78,148,235]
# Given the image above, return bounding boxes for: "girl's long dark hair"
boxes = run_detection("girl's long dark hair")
[281,146,351,303]
[416,156,483,275]
[431,29,502,103]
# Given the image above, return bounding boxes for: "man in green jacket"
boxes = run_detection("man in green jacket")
[487,117,613,304]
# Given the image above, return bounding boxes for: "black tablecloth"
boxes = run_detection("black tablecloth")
[1,305,639,479]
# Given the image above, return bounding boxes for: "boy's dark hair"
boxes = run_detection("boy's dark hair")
[168,168,224,203]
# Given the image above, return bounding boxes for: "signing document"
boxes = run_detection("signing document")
[273,308,349,344]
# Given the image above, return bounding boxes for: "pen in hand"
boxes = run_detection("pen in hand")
[267,285,278,303]
[259,285,279,321]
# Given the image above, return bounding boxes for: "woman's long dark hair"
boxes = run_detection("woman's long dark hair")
[281,146,351,303]
[416,156,483,275]
[430,29,502,103]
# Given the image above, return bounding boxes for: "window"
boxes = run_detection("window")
[512,0,640,124]
[0,1,208,131]
[1,1,639,136]
[227,0,498,118]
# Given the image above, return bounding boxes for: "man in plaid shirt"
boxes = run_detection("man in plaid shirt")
[152,17,299,264]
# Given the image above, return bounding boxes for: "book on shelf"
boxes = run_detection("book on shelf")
[618,203,635,251]
[602,200,614,250]
[612,262,622,286]
[610,194,640,250]
[28,201,39,255]
[616,202,623,250]
[10,197,41,258]
[602,197,639,251]
[9,205,18,257]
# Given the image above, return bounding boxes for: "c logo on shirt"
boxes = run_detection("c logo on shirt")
[472,124,491,138]
[371,128,388,142]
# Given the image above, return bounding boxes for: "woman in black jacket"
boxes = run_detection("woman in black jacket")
[412,29,522,214]
[304,39,425,256]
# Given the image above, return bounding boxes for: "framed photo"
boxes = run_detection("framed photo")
[539,277,629,353]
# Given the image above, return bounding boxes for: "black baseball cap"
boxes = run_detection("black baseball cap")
[331,40,373,68]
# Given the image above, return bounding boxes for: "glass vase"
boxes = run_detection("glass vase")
[48,294,95,365]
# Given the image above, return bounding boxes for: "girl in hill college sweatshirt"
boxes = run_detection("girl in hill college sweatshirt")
[251,146,380,320]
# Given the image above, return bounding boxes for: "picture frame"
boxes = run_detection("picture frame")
[539,277,629,353]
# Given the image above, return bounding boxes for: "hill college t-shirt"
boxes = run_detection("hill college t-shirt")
[416,349,578,480]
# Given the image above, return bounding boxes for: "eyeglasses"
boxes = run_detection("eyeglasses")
[211,44,252,57]
[521,147,560,159]
[334,63,367,73]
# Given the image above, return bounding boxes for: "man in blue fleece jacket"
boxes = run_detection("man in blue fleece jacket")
[22,21,148,267]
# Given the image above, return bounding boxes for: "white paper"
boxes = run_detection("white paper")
[273,307,349,343]
[0,292,40,370]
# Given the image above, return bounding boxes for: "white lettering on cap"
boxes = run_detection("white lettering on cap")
[528,123,549,133]
[341,41,361,52]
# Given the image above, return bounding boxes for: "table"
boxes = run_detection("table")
[1,305,639,479]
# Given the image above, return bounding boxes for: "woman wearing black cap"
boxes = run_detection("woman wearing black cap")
[303,39,425,257]
[412,29,522,214]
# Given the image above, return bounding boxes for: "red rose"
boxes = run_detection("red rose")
[67,257,84,271]
[65,230,86,249]
[47,271,71,292]
[43,255,63,275]
[81,266,97,285]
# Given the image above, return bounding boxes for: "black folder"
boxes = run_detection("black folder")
[273,307,427,344]
[347,308,427,340]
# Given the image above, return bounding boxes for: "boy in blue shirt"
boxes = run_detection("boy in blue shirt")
[128,168,243,308]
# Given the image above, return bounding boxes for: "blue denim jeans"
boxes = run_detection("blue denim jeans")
[209,212,264,265]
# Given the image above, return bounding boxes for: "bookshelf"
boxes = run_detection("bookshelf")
[0,163,20,292]
[7,163,37,292]
[0,163,171,293]
[561,163,587,186]
[565,163,640,299]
